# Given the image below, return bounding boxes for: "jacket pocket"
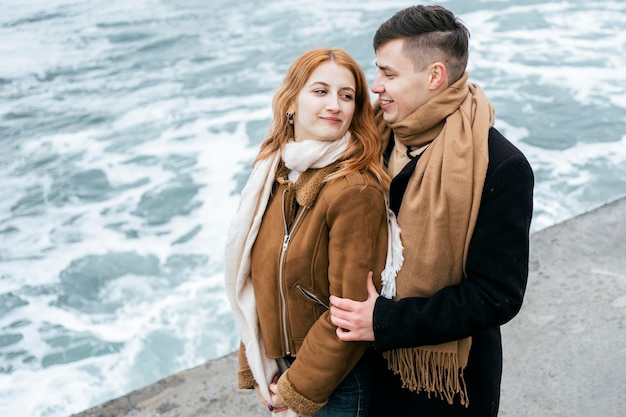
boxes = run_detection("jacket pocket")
[296,284,329,310]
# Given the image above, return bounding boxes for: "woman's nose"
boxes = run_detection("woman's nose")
[326,96,340,112]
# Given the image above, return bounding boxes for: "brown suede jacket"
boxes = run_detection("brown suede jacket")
[237,161,388,417]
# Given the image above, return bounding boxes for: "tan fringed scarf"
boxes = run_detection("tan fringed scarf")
[376,72,494,406]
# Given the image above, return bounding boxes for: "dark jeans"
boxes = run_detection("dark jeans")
[284,353,372,417]
[317,354,372,417]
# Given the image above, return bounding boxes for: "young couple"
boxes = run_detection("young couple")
[225,4,534,417]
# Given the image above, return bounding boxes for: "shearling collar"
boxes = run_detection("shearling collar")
[276,161,340,208]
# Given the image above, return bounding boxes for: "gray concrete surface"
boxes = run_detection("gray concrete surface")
[71,197,626,417]
[500,196,626,417]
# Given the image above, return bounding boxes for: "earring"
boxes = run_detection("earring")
[286,111,294,125]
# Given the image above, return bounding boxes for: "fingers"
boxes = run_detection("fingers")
[269,380,287,411]
[269,382,279,396]
[329,294,352,310]
[336,326,360,341]
[253,384,269,408]
[255,378,289,413]
[331,306,366,341]
[330,311,359,341]
[366,271,379,298]
[329,308,351,331]
[329,292,362,314]
[330,271,378,343]
[271,405,289,413]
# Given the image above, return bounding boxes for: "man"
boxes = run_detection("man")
[329,5,534,417]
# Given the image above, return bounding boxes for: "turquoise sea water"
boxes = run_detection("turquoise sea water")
[1,0,625,415]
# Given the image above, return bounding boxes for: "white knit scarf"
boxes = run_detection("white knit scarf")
[224,132,402,415]
[283,134,350,181]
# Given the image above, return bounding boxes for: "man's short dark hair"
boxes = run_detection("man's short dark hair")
[373,5,470,84]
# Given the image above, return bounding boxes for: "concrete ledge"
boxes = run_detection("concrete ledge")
[500,196,626,416]
[72,197,626,417]
[70,353,260,417]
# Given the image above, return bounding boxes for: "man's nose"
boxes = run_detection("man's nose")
[371,76,383,94]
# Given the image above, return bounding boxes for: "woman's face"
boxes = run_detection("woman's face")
[292,62,356,142]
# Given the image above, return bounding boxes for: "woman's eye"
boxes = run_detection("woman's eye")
[340,93,354,101]
[314,89,327,94]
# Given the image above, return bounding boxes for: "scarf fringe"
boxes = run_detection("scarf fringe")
[383,348,469,407]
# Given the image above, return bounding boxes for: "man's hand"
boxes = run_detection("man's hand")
[329,271,378,342]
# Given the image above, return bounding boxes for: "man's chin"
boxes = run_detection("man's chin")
[381,111,396,124]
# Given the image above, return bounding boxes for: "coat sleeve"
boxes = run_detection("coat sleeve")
[373,151,534,350]
[278,182,388,417]
[237,341,256,389]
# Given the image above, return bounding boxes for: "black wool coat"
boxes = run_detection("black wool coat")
[369,127,534,417]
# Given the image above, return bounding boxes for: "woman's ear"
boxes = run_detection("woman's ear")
[429,62,447,90]
[287,106,296,121]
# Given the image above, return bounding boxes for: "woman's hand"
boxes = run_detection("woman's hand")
[329,271,378,341]
[254,375,288,413]
[268,376,288,413]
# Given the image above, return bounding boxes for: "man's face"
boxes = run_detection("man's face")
[371,38,434,124]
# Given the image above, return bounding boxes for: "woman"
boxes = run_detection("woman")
[224,48,400,416]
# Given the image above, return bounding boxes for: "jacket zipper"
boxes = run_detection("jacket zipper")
[296,285,329,310]
[278,189,306,356]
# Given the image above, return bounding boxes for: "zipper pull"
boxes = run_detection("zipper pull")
[282,234,290,251]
